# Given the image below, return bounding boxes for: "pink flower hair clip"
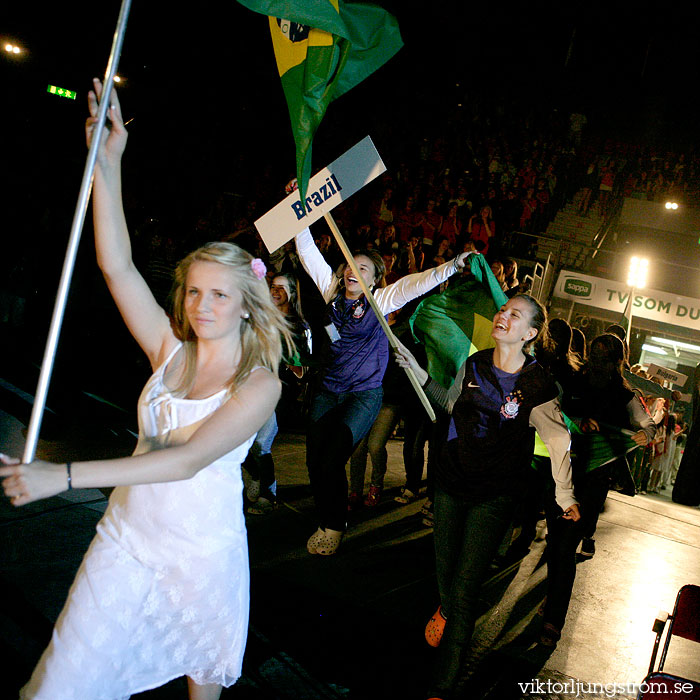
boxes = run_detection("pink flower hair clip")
[250,258,266,280]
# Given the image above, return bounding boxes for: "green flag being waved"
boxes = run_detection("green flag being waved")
[533,416,639,473]
[410,253,508,388]
[237,0,403,202]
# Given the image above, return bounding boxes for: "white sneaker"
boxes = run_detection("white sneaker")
[247,497,275,515]
[394,487,417,504]
[307,527,343,555]
[307,528,325,554]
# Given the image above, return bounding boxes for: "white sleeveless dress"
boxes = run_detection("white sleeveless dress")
[22,344,257,699]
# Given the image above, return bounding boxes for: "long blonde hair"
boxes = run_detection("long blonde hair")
[171,242,293,397]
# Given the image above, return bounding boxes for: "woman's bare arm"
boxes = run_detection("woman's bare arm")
[87,79,175,368]
[1,369,280,506]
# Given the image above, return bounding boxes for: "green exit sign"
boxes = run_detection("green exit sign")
[47,84,76,100]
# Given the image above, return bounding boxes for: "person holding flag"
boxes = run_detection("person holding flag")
[294,220,473,555]
[0,80,292,700]
[394,294,580,700]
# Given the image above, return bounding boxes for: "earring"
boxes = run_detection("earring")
[241,312,250,320]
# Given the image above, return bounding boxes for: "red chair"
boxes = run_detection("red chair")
[648,584,700,676]
[636,672,700,699]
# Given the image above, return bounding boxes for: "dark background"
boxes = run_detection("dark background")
[4,1,700,226]
[2,0,700,412]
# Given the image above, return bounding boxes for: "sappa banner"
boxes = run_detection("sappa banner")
[553,270,700,332]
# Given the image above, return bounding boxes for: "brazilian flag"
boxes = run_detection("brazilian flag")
[237,0,403,202]
[410,253,508,388]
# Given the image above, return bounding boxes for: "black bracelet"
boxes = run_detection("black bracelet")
[66,462,73,491]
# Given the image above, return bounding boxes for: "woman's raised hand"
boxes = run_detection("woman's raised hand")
[86,78,127,164]
[454,250,475,270]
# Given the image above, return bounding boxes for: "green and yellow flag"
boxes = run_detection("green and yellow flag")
[410,254,508,388]
[237,0,403,201]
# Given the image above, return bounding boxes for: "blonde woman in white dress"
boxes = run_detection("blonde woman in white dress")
[0,79,291,700]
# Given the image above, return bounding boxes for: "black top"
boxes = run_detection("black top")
[425,349,573,506]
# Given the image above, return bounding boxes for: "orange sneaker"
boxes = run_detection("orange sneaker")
[425,605,447,647]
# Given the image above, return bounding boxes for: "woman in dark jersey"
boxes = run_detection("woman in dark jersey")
[395,294,580,700]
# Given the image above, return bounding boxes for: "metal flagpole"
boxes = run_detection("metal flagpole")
[323,212,436,423]
[22,0,133,464]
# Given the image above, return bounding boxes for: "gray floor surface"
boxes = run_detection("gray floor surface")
[1,409,699,699]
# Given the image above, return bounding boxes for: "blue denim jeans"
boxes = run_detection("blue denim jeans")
[245,412,279,499]
[254,412,278,456]
[429,487,516,698]
[306,387,383,531]
[349,403,402,493]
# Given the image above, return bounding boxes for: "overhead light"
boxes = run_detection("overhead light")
[628,256,649,288]
[665,202,679,210]
[650,337,700,353]
[642,344,667,355]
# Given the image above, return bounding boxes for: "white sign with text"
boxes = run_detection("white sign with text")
[553,270,700,332]
[646,363,688,388]
[255,136,386,253]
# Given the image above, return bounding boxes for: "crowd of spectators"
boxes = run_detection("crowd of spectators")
[4,97,700,427]
[5,92,700,340]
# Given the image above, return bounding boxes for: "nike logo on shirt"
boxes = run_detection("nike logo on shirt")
[468,381,480,388]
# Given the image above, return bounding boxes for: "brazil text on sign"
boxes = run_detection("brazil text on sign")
[289,174,344,220]
[254,136,386,253]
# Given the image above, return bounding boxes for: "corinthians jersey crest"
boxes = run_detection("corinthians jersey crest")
[500,390,524,420]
